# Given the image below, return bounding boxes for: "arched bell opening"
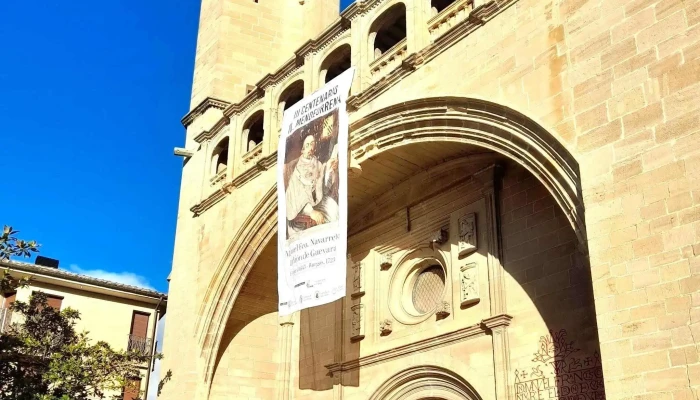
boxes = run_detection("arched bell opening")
[369,3,407,61]
[320,44,352,84]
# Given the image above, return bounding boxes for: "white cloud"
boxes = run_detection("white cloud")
[147,316,166,399]
[68,264,155,290]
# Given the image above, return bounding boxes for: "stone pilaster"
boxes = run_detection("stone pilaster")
[483,314,513,400]
[277,314,295,400]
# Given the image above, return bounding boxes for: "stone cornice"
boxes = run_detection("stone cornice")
[325,316,513,375]
[193,116,230,143]
[294,17,352,62]
[189,153,277,216]
[181,97,231,128]
[341,0,384,19]
[255,56,304,90]
[189,185,233,217]
[231,153,277,188]
[347,54,416,111]
[481,314,513,330]
[223,88,265,119]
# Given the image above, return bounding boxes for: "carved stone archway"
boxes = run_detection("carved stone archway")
[197,96,584,390]
[369,365,482,400]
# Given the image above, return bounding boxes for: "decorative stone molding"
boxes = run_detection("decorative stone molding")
[209,170,226,187]
[351,261,365,298]
[341,0,386,19]
[290,18,351,67]
[459,262,480,308]
[230,153,277,189]
[181,97,230,128]
[435,301,451,319]
[349,97,586,246]
[189,185,233,217]
[481,313,513,330]
[457,213,478,257]
[379,319,393,336]
[325,320,489,375]
[350,304,365,341]
[193,116,230,143]
[366,365,483,400]
[221,88,265,119]
[400,52,426,72]
[255,56,304,92]
[388,246,449,325]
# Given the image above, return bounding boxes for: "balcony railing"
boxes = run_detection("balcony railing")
[127,334,153,356]
[370,38,408,83]
[0,308,12,333]
[242,142,263,166]
[209,169,226,187]
[428,0,475,42]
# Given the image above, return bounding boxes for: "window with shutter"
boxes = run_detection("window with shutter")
[32,291,63,311]
[46,295,62,310]
[130,312,150,338]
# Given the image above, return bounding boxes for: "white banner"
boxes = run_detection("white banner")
[277,68,355,316]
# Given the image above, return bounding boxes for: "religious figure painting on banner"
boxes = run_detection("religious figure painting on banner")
[283,110,340,241]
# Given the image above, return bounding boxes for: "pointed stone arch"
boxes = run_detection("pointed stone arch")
[197,96,585,389]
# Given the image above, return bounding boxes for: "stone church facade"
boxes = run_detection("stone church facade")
[160,0,700,398]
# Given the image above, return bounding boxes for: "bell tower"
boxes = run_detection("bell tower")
[190,0,340,108]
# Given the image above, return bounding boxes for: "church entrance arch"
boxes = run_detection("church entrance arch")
[199,97,593,397]
[368,366,482,400]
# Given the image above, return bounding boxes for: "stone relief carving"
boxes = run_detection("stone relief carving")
[431,226,449,246]
[379,253,393,271]
[379,319,393,336]
[351,304,365,341]
[460,262,480,307]
[435,300,451,319]
[351,261,365,298]
[457,213,477,257]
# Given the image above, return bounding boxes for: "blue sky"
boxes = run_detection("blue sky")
[1,0,353,397]
[1,0,355,293]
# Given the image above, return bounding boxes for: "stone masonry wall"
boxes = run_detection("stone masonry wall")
[163,0,700,397]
